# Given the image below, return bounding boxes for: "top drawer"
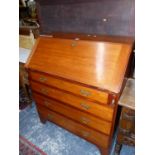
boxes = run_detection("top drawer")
[29,71,108,104]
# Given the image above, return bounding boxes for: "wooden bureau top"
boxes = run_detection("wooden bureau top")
[26,35,133,93]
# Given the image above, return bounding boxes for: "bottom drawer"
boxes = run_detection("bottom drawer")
[33,92,112,135]
[37,105,110,149]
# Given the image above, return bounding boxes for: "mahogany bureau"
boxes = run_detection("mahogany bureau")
[25,33,134,155]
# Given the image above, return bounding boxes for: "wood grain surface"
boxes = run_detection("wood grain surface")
[29,71,108,104]
[30,80,114,122]
[33,92,112,135]
[37,104,110,149]
[26,36,133,93]
[26,33,134,155]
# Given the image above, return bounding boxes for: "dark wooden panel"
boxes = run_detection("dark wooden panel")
[36,0,134,36]
[42,32,134,44]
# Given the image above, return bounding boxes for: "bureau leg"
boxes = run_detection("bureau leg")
[38,113,47,124]
[40,117,47,124]
[99,148,109,155]
[114,142,122,155]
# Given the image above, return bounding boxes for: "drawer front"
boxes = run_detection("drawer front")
[33,93,112,135]
[37,104,110,148]
[30,81,114,121]
[29,71,108,104]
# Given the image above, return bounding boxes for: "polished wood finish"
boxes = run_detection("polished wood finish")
[29,71,108,104]
[26,36,133,93]
[37,104,110,149]
[33,92,112,135]
[26,34,134,155]
[30,80,114,121]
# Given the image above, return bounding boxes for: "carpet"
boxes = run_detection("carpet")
[20,135,47,155]
[19,103,135,155]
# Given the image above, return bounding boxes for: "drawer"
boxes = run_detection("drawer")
[33,93,112,135]
[30,81,114,121]
[29,71,108,104]
[37,104,110,148]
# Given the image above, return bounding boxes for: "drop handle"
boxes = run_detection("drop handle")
[39,77,47,82]
[82,131,90,137]
[41,88,48,95]
[81,117,90,124]
[71,41,77,47]
[44,101,49,106]
[80,103,90,110]
[80,90,91,97]
[47,114,53,119]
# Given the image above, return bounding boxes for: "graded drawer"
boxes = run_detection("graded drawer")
[33,92,112,135]
[37,104,110,148]
[29,71,108,104]
[30,81,114,121]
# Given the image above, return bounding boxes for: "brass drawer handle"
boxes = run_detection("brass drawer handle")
[82,131,90,137]
[47,114,53,119]
[81,117,90,124]
[80,103,90,110]
[80,90,91,97]
[41,88,48,95]
[44,101,49,106]
[71,42,77,47]
[39,77,47,82]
